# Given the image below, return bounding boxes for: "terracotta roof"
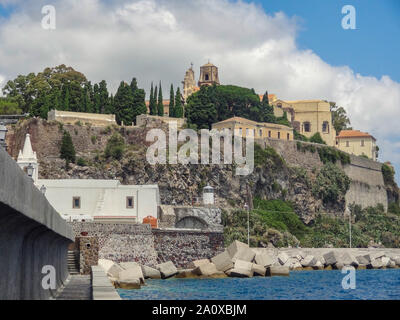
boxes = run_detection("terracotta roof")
[258,94,277,102]
[336,130,376,140]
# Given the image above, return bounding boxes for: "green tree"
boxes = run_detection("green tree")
[174,87,184,118]
[130,77,147,124]
[330,102,352,134]
[149,83,157,115]
[185,86,216,128]
[169,84,175,117]
[157,82,164,116]
[309,132,327,145]
[62,85,70,111]
[98,80,109,114]
[154,85,158,116]
[104,132,125,160]
[60,130,76,165]
[114,81,134,125]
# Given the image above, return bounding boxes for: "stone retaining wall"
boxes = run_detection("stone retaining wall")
[69,222,224,268]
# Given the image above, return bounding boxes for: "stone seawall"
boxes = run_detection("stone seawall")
[0,147,74,300]
[259,139,388,211]
[69,222,224,268]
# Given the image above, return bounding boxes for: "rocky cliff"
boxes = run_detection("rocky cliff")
[6,118,392,225]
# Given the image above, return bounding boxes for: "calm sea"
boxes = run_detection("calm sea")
[118,269,400,300]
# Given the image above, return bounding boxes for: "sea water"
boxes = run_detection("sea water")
[118,269,400,300]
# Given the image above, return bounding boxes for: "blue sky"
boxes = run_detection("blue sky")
[255,0,400,82]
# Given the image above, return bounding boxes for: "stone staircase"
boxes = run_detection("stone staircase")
[67,251,80,275]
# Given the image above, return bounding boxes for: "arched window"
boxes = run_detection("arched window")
[205,74,209,81]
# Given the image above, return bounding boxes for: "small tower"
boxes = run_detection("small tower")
[198,62,220,87]
[17,134,38,184]
[182,63,197,101]
[203,185,214,206]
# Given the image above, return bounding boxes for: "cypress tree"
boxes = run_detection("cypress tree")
[175,87,183,118]
[98,80,109,114]
[60,130,76,165]
[157,81,164,116]
[169,84,175,117]
[154,85,158,116]
[149,83,156,115]
[114,81,134,125]
[63,85,70,111]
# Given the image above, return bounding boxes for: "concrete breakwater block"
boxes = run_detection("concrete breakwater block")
[251,264,266,276]
[141,265,161,279]
[107,263,124,279]
[119,265,145,284]
[341,253,359,267]
[356,255,369,266]
[115,278,141,290]
[98,259,115,274]
[266,266,290,277]
[211,251,234,272]
[226,268,254,278]
[323,251,339,266]
[227,240,249,259]
[188,259,210,269]
[192,262,219,277]
[156,261,178,279]
[254,253,277,267]
[277,252,289,265]
[301,255,317,267]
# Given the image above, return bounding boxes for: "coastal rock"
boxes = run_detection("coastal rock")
[393,257,400,266]
[334,262,344,270]
[188,259,210,269]
[313,261,324,270]
[301,255,317,267]
[107,263,124,279]
[323,251,339,266]
[141,265,161,279]
[119,265,145,284]
[254,253,277,267]
[278,252,289,265]
[211,251,234,272]
[251,264,266,276]
[232,247,256,263]
[120,262,140,270]
[234,259,253,272]
[156,261,178,279]
[175,269,197,279]
[266,266,290,277]
[388,260,396,268]
[227,240,249,259]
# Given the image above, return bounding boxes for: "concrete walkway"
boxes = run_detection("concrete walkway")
[56,275,92,300]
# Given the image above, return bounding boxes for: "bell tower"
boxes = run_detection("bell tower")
[198,62,220,87]
[182,63,196,100]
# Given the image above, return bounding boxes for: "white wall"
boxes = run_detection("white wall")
[37,179,160,223]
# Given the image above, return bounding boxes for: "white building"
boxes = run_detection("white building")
[17,134,160,223]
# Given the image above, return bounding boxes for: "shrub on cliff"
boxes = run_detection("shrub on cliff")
[317,146,350,165]
[253,144,285,169]
[104,132,125,160]
[382,163,396,186]
[309,132,326,145]
[312,163,350,204]
[60,130,76,165]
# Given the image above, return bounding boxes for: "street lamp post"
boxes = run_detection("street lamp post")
[244,203,250,246]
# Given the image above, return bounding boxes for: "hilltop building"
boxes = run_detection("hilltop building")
[182,62,219,100]
[16,134,160,223]
[270,99,336,146]
[212,116,294,141]
[336,130,377,161]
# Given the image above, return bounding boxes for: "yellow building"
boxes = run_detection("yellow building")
[336,130,377,161]
[271,99,336,146]
[212,117,293,141]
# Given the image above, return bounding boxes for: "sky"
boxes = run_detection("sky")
[0,0,400,181]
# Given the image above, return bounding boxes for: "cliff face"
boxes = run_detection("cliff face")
[8,118,382,225]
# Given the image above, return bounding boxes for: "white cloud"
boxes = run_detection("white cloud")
[0,0,400,178]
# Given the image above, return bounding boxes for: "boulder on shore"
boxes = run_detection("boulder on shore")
[356,255,369,266]
[156,261,178,279]
[370,259,383,269]
[211,251,234,272]
[141,265,161,279]
[266,266,290,277]
[301,255,317,267]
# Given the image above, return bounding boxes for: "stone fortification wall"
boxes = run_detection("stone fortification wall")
[69,222,224,268]
[48,110,117,127]
[0,147,73,300]
[258,138,388,211]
